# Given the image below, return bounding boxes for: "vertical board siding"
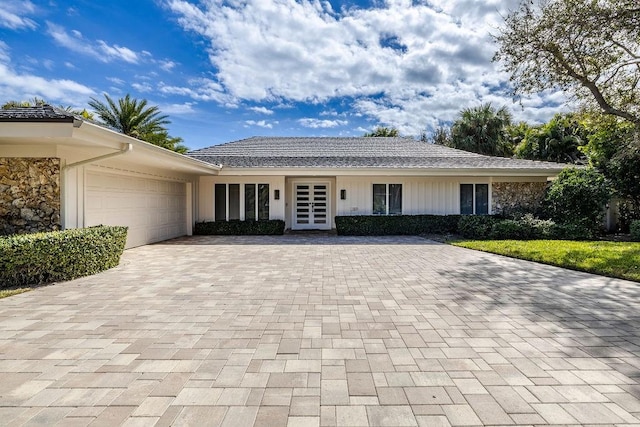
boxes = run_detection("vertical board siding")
[336,176,472,216]
[198,176,286,222]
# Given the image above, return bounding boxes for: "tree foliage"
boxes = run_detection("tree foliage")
[579,112,640,229]
[364,126,400,137]
[543,167,611,231]
[511,114,587,163]
[2,97,47,109]
[89,93,169,138]
[494,0,640,127]
[89,93,187,153]
[444,103,514,156]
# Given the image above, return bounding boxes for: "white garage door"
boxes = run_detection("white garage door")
[86,171,187,248]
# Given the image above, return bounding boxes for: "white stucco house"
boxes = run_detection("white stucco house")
[0,106,566,248]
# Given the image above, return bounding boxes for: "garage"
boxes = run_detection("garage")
[85,170,187,248]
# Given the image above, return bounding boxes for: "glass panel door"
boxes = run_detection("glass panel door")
[294,182,331,229]
[313,184,327,225]
[295,184,310,225]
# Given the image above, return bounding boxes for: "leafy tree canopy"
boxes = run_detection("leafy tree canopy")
[364,126,400,137]
[511,113,587,163]
[443,103,514,157]
[494,0,640,127]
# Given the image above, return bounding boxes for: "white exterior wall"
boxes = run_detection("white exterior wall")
[198,176,285,222]
[336,176,493,216]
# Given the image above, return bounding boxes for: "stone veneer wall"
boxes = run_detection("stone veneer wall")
[492,181,548,217]
[0,158,61,235]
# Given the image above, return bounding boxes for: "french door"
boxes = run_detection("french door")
[293,182,330,230]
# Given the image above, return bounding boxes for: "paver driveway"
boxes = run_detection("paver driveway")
[1,235,640,426]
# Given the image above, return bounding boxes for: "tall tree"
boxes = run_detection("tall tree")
[364,126,400,137]
[446,103,514,156]
[89,94,170,139]
[512,114,587,163]
[494,0,640,128]
[89,94,187,153]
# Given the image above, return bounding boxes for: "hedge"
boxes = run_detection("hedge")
[335,214,594,240]
[0,225,128,289]
[335,215,461,236]
[194,220,285,235]
[631,220,640,241]
[458,214,593,240]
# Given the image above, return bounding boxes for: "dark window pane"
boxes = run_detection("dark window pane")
[245,184,256,221]
[215,184,226,221]
[475,184,489,215]
[258,184,269,220]
[373,184,386,214]
[228,184,240,220]
[460,184,473,215]
[389,184,402,215]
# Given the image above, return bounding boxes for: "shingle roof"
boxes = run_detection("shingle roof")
[187,136,566,171]
[0,105,76,123]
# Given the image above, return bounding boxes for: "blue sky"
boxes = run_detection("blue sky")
[0,0,567,150]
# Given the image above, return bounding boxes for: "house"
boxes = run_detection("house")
[0,106,566,246]
[0,106,219,248]
[187,137,566,230]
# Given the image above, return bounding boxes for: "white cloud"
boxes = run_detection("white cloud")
[249,106,274,115]
[106,76,125,85]
[245,120,277,128]
[167,0,565,134]
[132,82,153,93]
[46,22,140,64]
[158,59,177,72]
[96,40,139,63]
[160,102,196,115]
[0,47,93,104]
[0,41,10,63]
[159,78,235,105]
[0,1,37,30]
[298,118,348,128]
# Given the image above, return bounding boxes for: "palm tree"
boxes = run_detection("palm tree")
[449,103,513,157]
[364,126,400,137]
[88,93,170,139]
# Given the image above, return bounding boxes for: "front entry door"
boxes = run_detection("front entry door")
[294,183,330,230]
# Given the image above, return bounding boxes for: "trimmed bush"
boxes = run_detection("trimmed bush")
[194,220,285,235]
[631,220,640,241]
[335,215,460,236]
[457,215,500,239]
[0,225,127,289]
[460,214,593,240]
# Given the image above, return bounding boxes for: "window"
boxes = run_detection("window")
[460,184,489,215]
[373,183,402,215]
[215,183,269,221]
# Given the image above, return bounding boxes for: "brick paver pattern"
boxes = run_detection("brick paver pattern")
[1,235,639,426]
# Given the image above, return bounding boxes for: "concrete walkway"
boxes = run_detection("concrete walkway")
[1,235,639,426]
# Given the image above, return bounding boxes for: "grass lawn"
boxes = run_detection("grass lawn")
[452,240,640,282]
[0,288,31,299]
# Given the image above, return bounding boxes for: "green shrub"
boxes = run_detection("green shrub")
[335,215,460,236]
[0,225,127,289]
[631,220,640,241]
[194,220,285,235]
[459,214,593,240]
[457,215,500,239]
[543,167,611,232]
